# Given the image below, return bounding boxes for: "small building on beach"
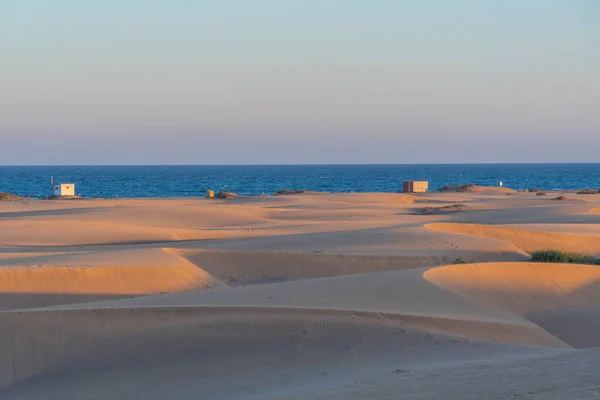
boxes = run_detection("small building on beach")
[53,184,75,197]
[403,181,429,193]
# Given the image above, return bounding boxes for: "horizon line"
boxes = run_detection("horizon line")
[1,162,600,167]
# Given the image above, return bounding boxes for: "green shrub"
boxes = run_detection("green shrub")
[568,254,600,265]
[531,250,600,265]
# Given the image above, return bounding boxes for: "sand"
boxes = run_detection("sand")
[1,191,600,399]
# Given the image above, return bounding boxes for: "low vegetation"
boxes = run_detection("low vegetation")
[452,257,468,264]
[577,189,598,195]
[275,189,306,195]
[438,184,475,192]
[554,195,569,201]
[215,191,239,200]
[419,204,467,215]
[530,188,547,195]
[456,184,476,192]
[530,250,600,265]
[0,192,23,201]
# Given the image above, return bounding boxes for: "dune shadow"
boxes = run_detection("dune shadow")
[0,207,107,219]
[0,305,557,396]
[525,278,600,349]
[425,263,600,349]
[0,292,138,311]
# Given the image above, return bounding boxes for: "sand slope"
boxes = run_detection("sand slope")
[0,266,569,392]
[425,262,600,348]
[288,346,600,400]
[427,223,600,254]
[0,306,562,400]
[0,249,225,310]
[175,249,460,285]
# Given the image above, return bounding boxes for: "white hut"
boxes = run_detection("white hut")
[54,184,75,196]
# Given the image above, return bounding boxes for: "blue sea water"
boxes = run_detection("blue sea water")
[0,164,599,199]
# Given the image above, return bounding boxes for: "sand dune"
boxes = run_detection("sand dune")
[0,266,566,393]
[2,192,600,398]
[39,267,567,347]
[173,225,530,263]
[175,249,459,285]
[0,220,210,246]
[427,222,600,254]
[0,249,225,309]
[0,306,561,400]
[296,192,423,205]
[425,262,600,348]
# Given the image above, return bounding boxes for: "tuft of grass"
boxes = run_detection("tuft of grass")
[530,250,600,265]
[536,191,546,196]
[577,189,598,195]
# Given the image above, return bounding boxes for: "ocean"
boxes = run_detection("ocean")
[0,164,599,199]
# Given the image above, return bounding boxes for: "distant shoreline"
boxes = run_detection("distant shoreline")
[2,164,599,198]
[2,188,598,202]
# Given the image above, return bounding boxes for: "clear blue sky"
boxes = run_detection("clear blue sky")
[1,0,599,164]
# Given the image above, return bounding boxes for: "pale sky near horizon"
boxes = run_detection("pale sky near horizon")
[1,0,599,165]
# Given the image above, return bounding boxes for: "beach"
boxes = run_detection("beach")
[1,189,600,399]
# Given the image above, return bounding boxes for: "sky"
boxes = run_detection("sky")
[1,0,599,165]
